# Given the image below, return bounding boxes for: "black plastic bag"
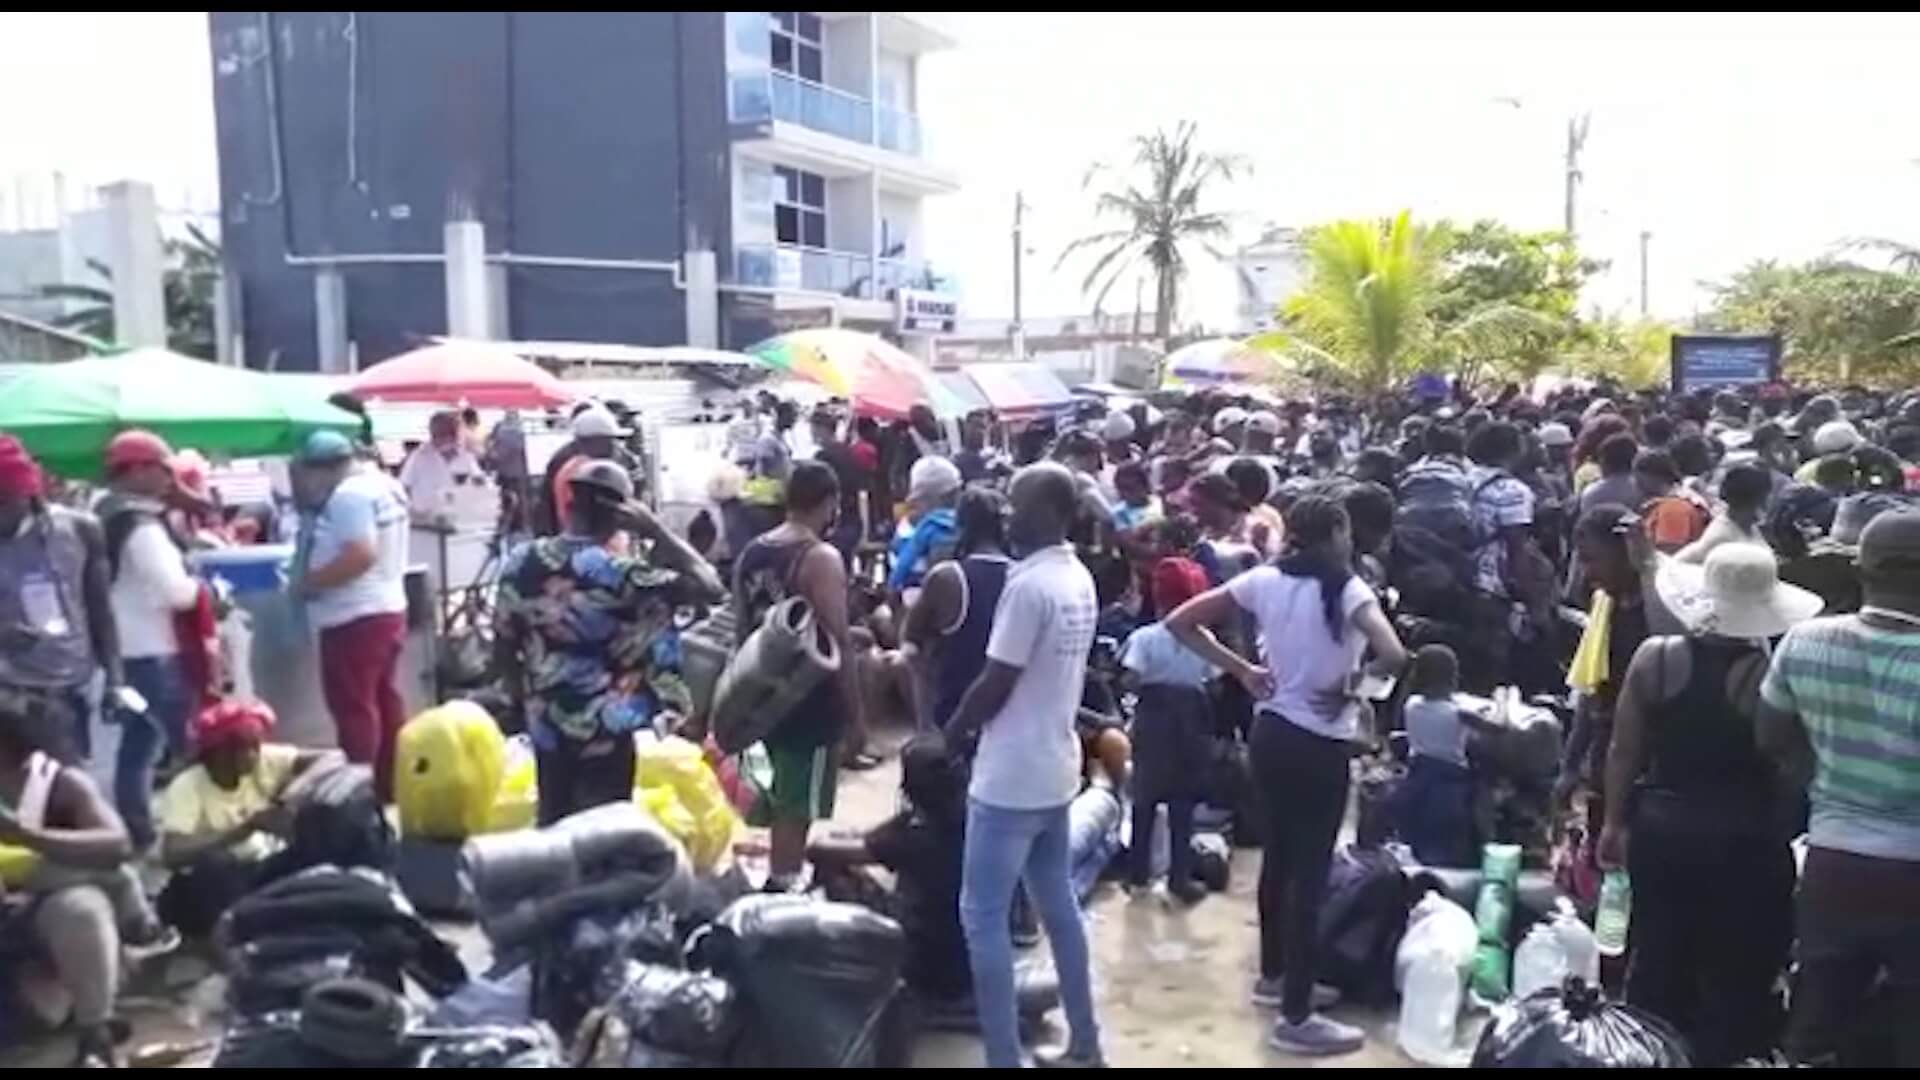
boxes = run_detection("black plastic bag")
[415,1024,563,1067]
[1471,977,1692,1068]
[1191,832,1231,892]
[532,906,682,1038]
[609,962,740,1059]
[689,894,906,1068]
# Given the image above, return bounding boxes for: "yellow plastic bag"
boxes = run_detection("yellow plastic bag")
[635,736,740,871]
[639,785,700,855]
[485,736,538,834]
[1567,589,1614,694]
[0,844,41,888]
[395,701,507,840]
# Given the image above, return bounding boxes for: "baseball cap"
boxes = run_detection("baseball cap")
[572,406,621,439]
[1246,410,1283,437]
[1812,419,1863,456]
[1536,422,1573,448]
[567,458,636,503]
[1212,406,1248,434]
[1100,411,1136,442]
[1858,509,1920,577]
[104,430,174,475]
[295,430,356,465]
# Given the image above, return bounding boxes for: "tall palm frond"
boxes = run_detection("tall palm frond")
[1058,122,1246,342]
[1251,211,1439,394]
[1840,236,1920,274]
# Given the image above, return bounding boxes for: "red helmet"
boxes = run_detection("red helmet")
[103,430,174,475]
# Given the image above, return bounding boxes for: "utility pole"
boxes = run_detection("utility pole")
[1564,112,1590,237]
[1638,230,1651,317]
[1011,191,1026,361]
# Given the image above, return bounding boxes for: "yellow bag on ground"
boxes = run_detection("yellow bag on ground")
[0,844,41,888]
[635,735,741,872]
[485,736,538,834]
[395,700,507,840]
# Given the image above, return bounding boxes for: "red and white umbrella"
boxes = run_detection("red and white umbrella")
[349,342,575,409]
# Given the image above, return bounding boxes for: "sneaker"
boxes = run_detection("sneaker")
[1250,978,1341,1011]
[123,922,182,964]
[1267,1014,1365,1057]
[1034,1046,1108,1068]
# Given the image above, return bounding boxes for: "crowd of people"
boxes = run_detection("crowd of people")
[2,369,1918,1067]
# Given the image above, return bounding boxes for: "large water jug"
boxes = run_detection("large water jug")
[1551,898,1601,986]
[1512,923,1570,1000]
[1397,947,1466,1066]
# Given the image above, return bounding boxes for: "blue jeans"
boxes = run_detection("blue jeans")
[1068,785,1123,899]
[961,798,1101,1068]
[117,656,190,850]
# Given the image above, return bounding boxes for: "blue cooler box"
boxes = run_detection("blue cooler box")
[190,545,292,595]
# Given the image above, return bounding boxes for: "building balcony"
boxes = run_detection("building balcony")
[731,244,940,301]
[730,71,933,161]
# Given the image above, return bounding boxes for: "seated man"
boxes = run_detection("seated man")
[156,700,337,937]
[0,691,174,1066]
[809,734,1058,1031]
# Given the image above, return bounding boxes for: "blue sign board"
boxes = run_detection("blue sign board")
[1670,334,1780,392]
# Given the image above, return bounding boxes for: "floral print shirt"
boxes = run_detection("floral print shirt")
[496,534,692,747]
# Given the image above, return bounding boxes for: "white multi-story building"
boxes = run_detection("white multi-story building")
[1233,225,1307,334]
[724,12,961,354]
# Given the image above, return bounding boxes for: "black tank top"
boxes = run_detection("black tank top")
[1642,637,1775,806]
[932,554,1011,729]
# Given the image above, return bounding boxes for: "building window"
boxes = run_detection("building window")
[774,165,827,249]
[769,11,823,83]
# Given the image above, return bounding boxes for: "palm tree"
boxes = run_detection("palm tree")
[1253,212,1564,395]
[1057,122,1245,344]
[32,223,222,358]
[1252,211,1438,395]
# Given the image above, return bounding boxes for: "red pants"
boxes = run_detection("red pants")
[319,611,407,801]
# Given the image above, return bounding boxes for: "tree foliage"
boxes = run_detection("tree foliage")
[1060,122,1246,344]
[34,223,221,358]
[1253,213,1583,394]
[1700,258,1920,387]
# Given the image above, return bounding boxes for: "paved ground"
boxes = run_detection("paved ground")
[4,723,1430,1068]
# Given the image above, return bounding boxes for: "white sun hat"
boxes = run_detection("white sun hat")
[1655,542,1824,639]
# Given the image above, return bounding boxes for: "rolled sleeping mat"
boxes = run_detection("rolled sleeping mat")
[461,828,581,912]
[709,595,841,754]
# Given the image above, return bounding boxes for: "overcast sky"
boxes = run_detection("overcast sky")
[6,12,1920,329]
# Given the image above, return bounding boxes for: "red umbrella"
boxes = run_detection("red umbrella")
[348,342,575,408]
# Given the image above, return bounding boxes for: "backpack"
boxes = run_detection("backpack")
[1394,459,1478,551]
[1391,464,1505,615]
[1641,493,1711,552]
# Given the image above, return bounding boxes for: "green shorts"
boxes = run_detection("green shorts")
[756,743,839,825]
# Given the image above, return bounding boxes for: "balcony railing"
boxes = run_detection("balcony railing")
[876,106,922,156]
[728,71,927,157]
[732,245,937,299]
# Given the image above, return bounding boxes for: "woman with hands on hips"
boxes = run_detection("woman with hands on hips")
[1165,494,1407,1058]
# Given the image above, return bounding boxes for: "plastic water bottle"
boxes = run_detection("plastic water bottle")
[1594,869,1632,957]
[1512,923,1570,1000]
[1552,898,1601,986]
[1397,948,1464,1067]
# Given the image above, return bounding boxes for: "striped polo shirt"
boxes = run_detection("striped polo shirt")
[1761,614,1920,860]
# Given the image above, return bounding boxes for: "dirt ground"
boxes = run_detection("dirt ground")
[4,725,1429,1069]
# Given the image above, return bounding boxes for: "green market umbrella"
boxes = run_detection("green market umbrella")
[0,348,364,478]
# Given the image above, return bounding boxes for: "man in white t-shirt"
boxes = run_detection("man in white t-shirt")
[399,410,486,527]
[292,431,410,801]
[945,462,1104,1069]
[97,430,203,850]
